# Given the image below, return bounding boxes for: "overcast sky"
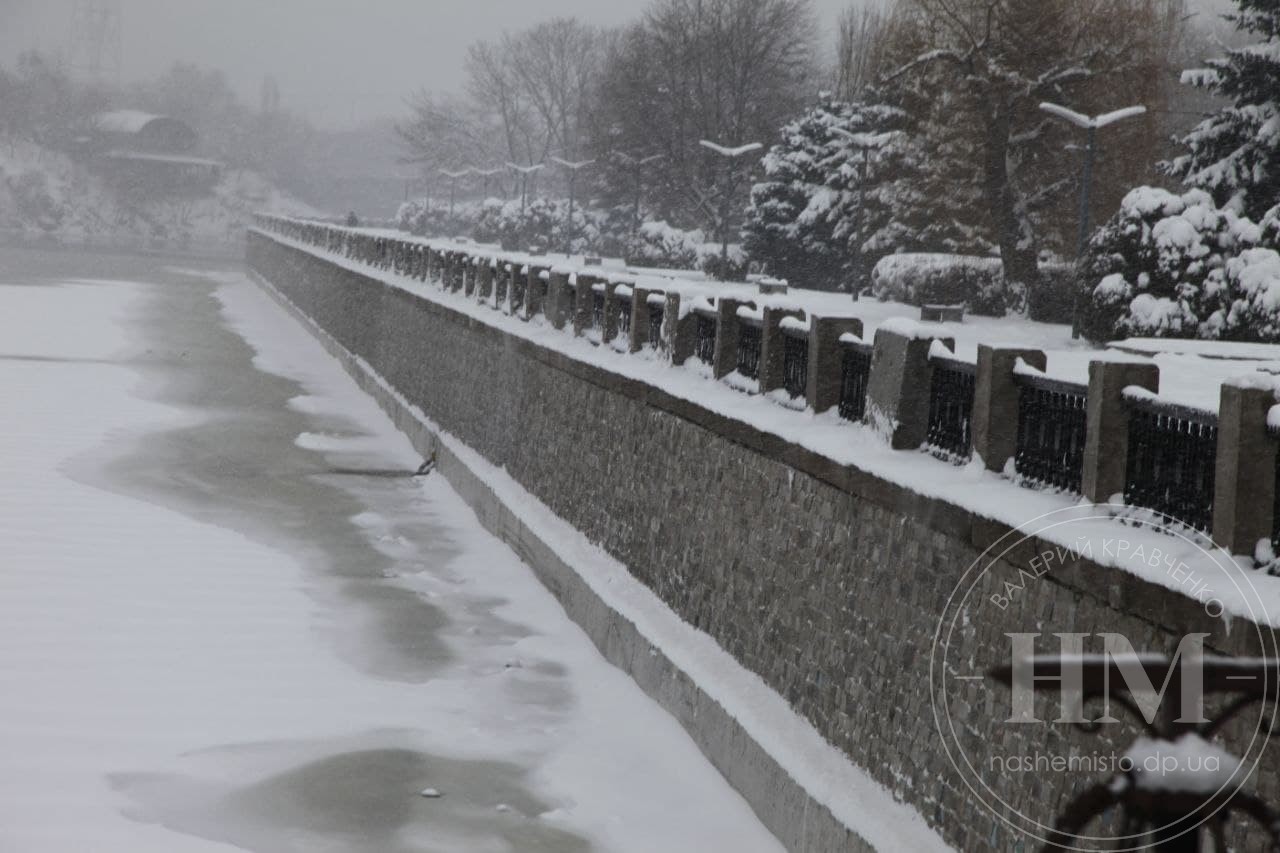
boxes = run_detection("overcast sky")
[1,0,1232,129]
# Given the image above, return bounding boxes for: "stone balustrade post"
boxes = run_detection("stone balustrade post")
[602,282,624,344]
[1081,359,1160,504]
[865,325,955,450]
[664,293,697,365]
[573,275,596,336]
[546,271,572,330]
[972,346,1046,472]
[523,266,546,320]
[451,254,466,292]
[1213,379,1279,555]
[806,316,864,413]
[759,307,805,394]
[628,288,654,353]
[712,298,751,380]
[477,260,494,303]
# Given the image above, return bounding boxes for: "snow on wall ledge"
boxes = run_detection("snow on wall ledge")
[247,230,1280,852]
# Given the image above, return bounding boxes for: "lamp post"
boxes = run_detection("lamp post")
[469,165,504,200]
[1038,102,1146,337]
[506,162,545,217]
[550,156,595,254]
[830,127,895,298]
[698,139,763,274]
[438,167,472,228]
[616,152,665,238]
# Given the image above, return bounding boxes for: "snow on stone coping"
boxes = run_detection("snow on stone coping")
[779,315,808,334]
[257,225,1280,627]
[1122,734,1242,795]
[1122,383,1219,418]
[646,293,667,307]
[737,304,764,322]
[614,284,633,299]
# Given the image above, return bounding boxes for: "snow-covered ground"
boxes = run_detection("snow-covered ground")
[0,252,790,852]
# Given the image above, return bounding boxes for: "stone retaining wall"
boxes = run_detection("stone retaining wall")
[248,232,1278,851]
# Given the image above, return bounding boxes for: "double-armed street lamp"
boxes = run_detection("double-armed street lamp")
[551,156,595,254]
[1038,101,1147,337]
[506,162,545,217]
[615,151,665,238]
[438,167,472,225]
[698,139,763,273]
[468,165,505,200]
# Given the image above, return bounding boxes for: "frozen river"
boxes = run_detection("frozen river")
[0,248,782,853]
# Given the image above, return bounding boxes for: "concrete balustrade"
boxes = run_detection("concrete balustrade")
[972,346,1046,472]
[664,293,696,365]
[806,317,863,414]
[865,326,954,450]
[759,307,804,395]
[1213,379,1280,555]
[1081,359,1160,504]
[712,298,751,380]
[253,214,1280,560]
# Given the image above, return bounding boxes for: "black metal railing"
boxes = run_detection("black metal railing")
[838,341,872,421]
[782,330,808,399]
[511,273,526,312]
[495,268,509,305]
[1014,372,1089,493]
[1124,393,1218,533]
[616,295,633,337]
[647,302,665,348]
[736,319,762,380]
[591,289,605,330]
[694,311,717,365]
[927,354,976,460]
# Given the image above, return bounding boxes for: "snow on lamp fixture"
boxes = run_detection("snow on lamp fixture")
[1038,101,1147,338]
[698,140,764,275]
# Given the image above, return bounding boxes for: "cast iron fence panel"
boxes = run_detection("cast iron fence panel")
[838,342,872,422]
[591,289,605,330]
[648,303,665,348]
[511,273,526,312]
[927,355,976,460]
[495,269,509,305]
[616,295,632,337]
[695,313,717,364]
[782,330,808,399]
[1124,394,1218,533]
[1014,373,1089,493]
[736,320,762,380]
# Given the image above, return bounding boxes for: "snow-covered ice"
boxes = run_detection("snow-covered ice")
[0,251,789,852]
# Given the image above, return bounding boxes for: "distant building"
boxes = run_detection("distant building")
[84,110,223,197]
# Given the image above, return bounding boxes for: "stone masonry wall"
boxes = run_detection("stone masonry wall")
[249,233,1279,851]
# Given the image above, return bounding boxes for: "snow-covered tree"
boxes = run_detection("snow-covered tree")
[882,0,1188,290]
[1079,186,1280,341]
[1166,0,1280,221]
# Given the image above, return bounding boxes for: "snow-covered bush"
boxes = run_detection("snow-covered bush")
[696,242,748,281]
[622,220,703,270]
[1080,187,1280,341]
[6,169,63,231]
[871,253,1008,315]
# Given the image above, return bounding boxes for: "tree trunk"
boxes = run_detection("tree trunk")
[983,103,1040,291]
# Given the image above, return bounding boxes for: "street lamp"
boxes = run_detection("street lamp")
[698,139,763,274]
[468,165,505,200]
[616,151,665,238]
[551,156,595,254]
[1039,101,1146,337]
[438,167,472,226]
[506,162,545,217]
